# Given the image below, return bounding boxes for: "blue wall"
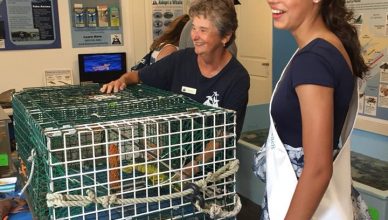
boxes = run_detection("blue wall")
[272,29,297,89]
[242,104,269,132]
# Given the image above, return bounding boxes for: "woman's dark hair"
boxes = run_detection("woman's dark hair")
[150,14,190,51]
[321,0,368,78]
[189,0,238,48]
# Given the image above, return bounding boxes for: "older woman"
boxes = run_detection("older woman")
[101,0,249,140]
[179,0,241,56]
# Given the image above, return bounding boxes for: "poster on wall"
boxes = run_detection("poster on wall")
[152,0,184,40]
[69,0,123,48]
[347,0,388,121]
[0,0,61,50]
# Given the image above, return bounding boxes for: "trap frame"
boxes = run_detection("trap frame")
[13,84,240,219]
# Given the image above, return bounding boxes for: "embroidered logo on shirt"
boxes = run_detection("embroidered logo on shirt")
[181,86,197,95]
[204,91,220,107]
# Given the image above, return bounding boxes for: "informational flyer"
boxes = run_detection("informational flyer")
[347,0,388,120]
[44,69,73,86]
[152,0,184,39]
[0,0,61,50]
[69,0,123,48]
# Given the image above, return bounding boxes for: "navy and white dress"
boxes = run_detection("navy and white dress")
[253,38,370,220]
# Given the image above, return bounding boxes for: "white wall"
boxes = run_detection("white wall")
[0,0,154,92]
[235,1,272,106]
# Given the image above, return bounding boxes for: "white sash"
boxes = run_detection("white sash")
[266,50,358,220]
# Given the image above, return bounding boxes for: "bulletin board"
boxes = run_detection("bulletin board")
[347,0,388,135]
[69,0,123,48]
[151,0,184,40]
[0,0,61,50]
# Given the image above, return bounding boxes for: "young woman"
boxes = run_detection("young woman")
[254,0,371,219]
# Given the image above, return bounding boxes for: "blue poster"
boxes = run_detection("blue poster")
[69,0,123,48]
[0,0,61,50]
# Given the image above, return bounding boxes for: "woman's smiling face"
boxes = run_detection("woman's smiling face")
[266,0,317,33]
[191,15,228,56]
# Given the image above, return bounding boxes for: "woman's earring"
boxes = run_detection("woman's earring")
[313,0,321,3]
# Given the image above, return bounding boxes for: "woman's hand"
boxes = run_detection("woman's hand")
[100,71,140,93]
[100,78,127,94]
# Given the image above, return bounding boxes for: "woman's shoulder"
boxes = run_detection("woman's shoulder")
[154,48,196,69]
[220,57,250,83]
[229,56,249,75]
[170,47,196,59]
[299,38,344,61]
[297,38,350,72]
[156,44,179,59]
[160,43,179,51]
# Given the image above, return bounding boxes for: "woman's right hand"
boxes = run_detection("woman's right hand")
[100,78,127,94]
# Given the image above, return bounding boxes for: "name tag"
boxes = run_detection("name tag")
[181,86,197,95]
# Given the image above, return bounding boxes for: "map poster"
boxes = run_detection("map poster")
[152,0,184,40]
[347,0,388,121]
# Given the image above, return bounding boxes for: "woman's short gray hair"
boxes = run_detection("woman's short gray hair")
[189,0,238,48]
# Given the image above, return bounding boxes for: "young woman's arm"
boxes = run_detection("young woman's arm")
[285,84,334,220]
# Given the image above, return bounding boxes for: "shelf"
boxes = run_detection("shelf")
[355,116,388,136]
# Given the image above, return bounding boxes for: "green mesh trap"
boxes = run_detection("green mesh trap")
[13,84,237,219]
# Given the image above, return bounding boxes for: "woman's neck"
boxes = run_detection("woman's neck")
[293,15,329,49]
[197,50,232,78]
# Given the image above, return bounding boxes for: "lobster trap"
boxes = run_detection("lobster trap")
[12,84,240,219]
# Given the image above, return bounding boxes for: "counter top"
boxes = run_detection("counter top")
[0,106,11,122]
[239,129,268,147]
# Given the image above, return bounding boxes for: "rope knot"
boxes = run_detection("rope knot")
[100,194,118,208]
[195,179,207,190]
[46,193,64,208]
[209,204,223,219]
[205,172,218,183]
[86,190,96,202]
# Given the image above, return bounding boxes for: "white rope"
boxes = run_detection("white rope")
[19,149,36,196]
[47,188,195,208]
[46,159,240,218]
[194,194,242,219]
